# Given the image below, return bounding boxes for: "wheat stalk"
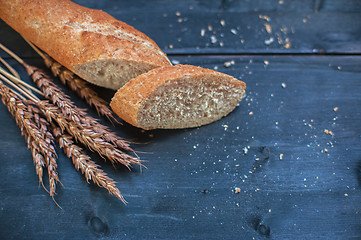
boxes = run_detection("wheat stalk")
[52,124,127,204]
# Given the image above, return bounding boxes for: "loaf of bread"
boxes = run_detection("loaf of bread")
[0,0,172,90]
[110,65,246,130]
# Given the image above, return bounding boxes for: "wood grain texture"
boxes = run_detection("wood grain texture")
[0,0,360,239]
[0,55,360,239]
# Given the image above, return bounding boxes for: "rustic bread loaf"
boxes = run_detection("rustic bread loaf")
[0,0,172,90]
[110,65,246,130]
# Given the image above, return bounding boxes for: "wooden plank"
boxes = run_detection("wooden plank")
[0,55,360,239]
[1,0,361,56]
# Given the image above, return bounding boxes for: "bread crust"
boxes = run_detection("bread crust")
[110,65,246,129]
[0,0,171,89]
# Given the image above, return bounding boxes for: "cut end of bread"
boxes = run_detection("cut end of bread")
[74,60,161,90]
[110,65,246,130]
[137,77,245,129]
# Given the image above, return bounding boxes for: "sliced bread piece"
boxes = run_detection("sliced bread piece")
[110,65,246,130]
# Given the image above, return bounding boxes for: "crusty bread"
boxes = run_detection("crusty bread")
[0,0,171,90]
[110,65,246,130]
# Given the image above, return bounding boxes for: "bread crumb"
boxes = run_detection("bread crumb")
[230,29,238,35]
[279,153,284,160]
[324,129,334,135]
[285,42,291,48]
[259,14,271,22]
[210,35,217,44]
[171,59,180,65]
[243,147,249,155]
[281,83,286,88]
[333,107,339,112]
[176,11,181,16]
[224,60,235,68]
[344,193,348,197]
[220,19,225,26]
[264,37,274,45]
[235,187,241,194]
[249,111,254,115]
[264,23,272,34]
[264,60,269,65]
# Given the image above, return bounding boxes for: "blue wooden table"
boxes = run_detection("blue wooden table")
[1,1,360,239]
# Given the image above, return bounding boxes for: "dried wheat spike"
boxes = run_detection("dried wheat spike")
[36,101,142,169]
[52,125,127,204]
[0,83,60,196]
[42,53,118,123]
[24,64,133,152]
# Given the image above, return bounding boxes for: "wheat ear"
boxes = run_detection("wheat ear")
[0,83,60,197]
[52,124,127,204]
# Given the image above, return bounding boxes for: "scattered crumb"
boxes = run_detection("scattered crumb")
[279,0,284,4]
[171,59,180,65]
[303,18,307,23]
[264,37,274,45]
[169,44,173,49]
[284,42,291,48]
[177,18,183,23]
[324,129,334,135]
[243,147,249,155]
[230,28,238,35]
[201,29,205,37]
[210,35,217,44]
[264,60,269,65]
[275,122,279,125]
[176,11,181,16]
[264,23,272,34]
[220,19,226,26]
[224,60,235,68]
[259,14,271,22]
[249,111,254,115]
[324,148,328,153]
[333,107,339,112]
[337,66,342,70]
[281,83,287,88]
[268,209,272,213]
[344,193,348,197]
[208,25,213,31]
[279,153,284,160]
[235,187,241,194]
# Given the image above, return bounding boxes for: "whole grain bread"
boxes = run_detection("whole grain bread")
[0,0,172,90]
[110,65,246,130]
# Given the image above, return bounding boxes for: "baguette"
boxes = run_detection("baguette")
[110,65,246,130]
[0,0,172,90]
